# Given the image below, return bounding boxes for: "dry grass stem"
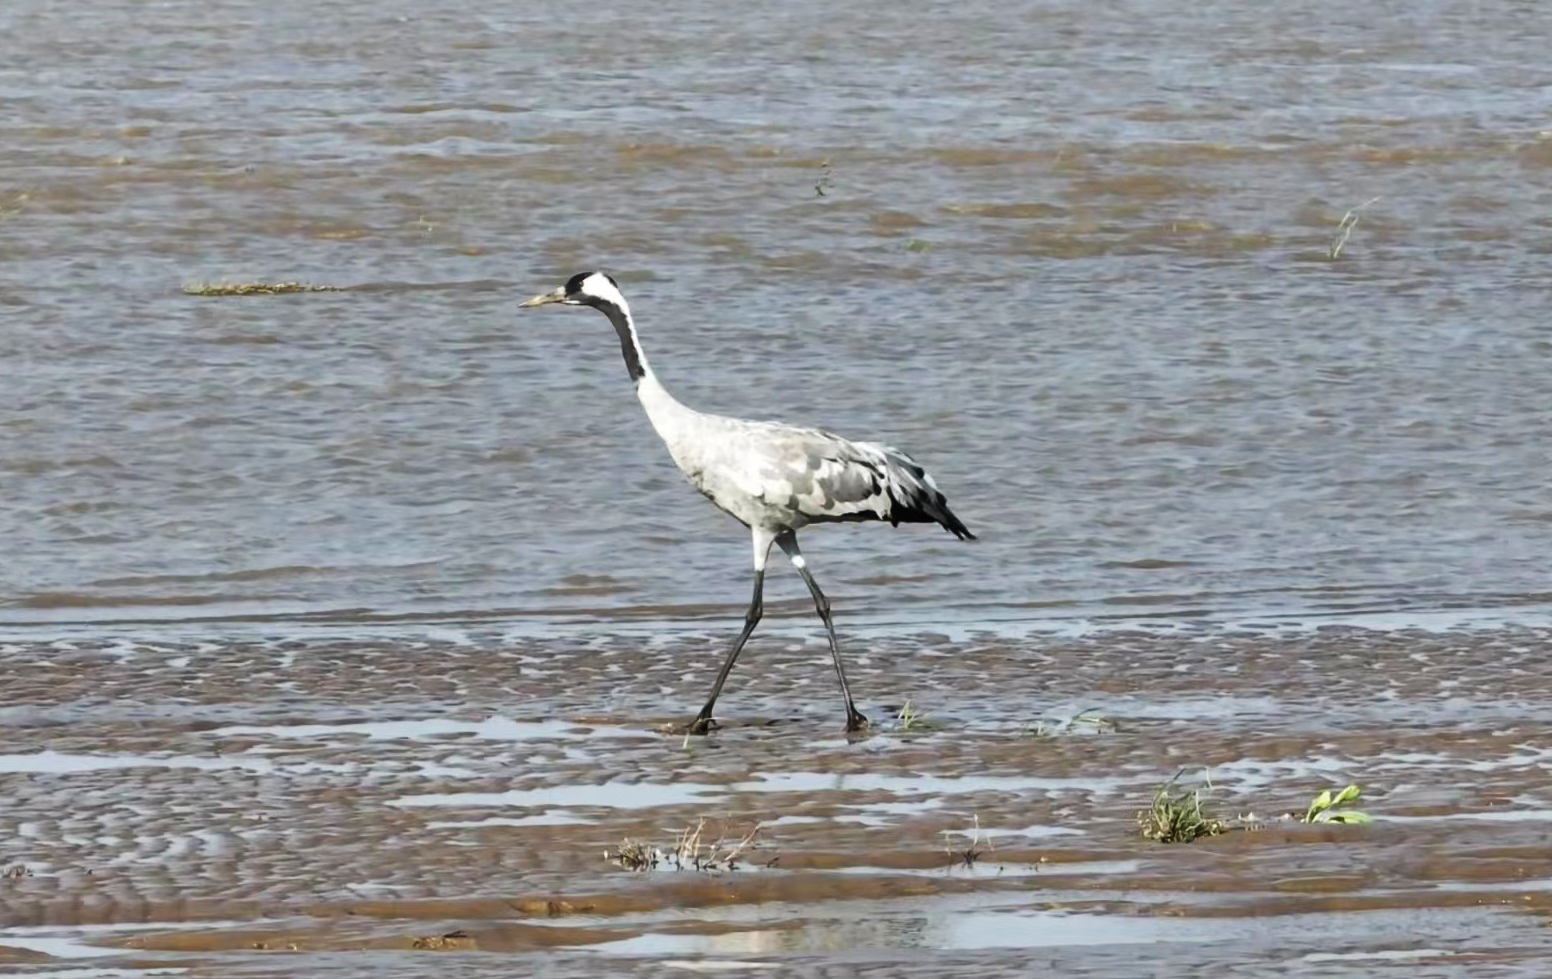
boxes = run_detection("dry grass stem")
[942,813,994,869]
[1328,196,1381,260]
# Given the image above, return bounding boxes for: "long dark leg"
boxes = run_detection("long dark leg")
[687,569,764,734]
[776,531,868,732]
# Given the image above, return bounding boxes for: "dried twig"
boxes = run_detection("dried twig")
[941,813,994,869]
[814,158,834,197]
[1328,196,1380,260]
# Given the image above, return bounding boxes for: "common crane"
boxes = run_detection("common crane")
[520,272,974,733]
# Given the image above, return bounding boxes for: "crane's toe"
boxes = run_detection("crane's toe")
[682,715,719,736]
[845,709,870,733]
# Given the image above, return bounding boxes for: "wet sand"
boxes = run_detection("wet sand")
[3,625,1551,977]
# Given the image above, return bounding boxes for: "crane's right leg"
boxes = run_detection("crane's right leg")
[686,527,776,734]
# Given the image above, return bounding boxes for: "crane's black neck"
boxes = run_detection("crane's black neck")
[593,299,648,384]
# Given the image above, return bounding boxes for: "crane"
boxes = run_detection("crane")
[520,272,975,733]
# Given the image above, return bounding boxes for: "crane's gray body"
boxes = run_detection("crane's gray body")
[641,378,970,548]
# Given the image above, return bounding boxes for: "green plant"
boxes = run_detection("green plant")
[1138,770,1225,844]
[1302,784,1372,825]
[895,698,940,732]
[1024,708,1117,738]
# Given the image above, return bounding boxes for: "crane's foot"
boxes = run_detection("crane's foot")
[679,714,719,736]
[844,709,870,733]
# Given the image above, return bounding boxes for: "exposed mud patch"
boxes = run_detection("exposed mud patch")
[3,630,1552,976]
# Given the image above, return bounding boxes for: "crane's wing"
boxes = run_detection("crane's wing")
[748,426,975,540]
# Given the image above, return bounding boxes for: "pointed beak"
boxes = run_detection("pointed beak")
[519,287,567,309]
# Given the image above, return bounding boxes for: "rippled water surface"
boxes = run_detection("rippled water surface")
[4,0,1552,633]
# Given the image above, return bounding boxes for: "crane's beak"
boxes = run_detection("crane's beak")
[519,287,567,309]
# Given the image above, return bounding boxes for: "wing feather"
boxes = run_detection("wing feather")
[743,425,975,539]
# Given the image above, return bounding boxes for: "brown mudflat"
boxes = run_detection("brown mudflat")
[3,627,1551,977]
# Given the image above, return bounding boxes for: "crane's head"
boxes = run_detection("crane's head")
[518,271,625,311]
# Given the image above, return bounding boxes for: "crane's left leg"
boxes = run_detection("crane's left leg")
[775,530,869,732]
[683,527,777,734]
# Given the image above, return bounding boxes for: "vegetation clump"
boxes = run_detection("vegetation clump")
[1138,770,1226,844]
[1024,708,1117,738]
[895,698,941,732]
[183,281,345,297]
[606,818,763,873]
[608,837,661,871]
[1139,772,1376,843]
[411,930,471,950]
[1300,784,1372,825]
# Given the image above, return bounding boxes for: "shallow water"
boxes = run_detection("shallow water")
[3,0,1552,635]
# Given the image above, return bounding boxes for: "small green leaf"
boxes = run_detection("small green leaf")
[1332,784,1362,807]
[1325,810,1372,825]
